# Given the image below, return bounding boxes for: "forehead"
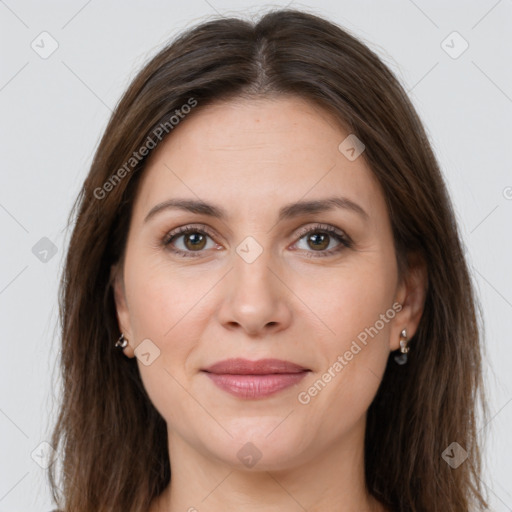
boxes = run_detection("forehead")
[132,95,384,222]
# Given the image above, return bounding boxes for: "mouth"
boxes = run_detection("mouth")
[201,358,311,399]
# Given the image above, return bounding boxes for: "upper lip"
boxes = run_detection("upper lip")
[202,358,310,375]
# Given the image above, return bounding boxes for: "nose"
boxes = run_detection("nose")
[215,245,293,337]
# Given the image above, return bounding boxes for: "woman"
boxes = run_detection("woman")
[47,8,488,511]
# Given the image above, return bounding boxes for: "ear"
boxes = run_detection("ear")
[111,263,135,358]
[389,252,428,351]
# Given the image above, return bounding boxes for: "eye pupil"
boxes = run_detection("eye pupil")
[185,232,206,250]
[308,233,329,250]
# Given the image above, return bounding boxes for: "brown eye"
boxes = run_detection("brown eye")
[305,232,330,251]
[182,232,207,251]
[292,224,352,257]
[163,225,217,257]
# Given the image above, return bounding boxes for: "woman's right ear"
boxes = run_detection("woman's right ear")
[110,263,135,358]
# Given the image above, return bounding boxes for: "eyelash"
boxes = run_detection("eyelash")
[162,223,352,259]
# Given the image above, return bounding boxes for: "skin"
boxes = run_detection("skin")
[112,95,426,512]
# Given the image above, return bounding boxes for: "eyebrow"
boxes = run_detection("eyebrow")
[144,196,369,224]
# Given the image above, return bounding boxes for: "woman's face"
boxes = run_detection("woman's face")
[113,95,419,471]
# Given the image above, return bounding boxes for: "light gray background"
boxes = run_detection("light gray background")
[0,0,511,510]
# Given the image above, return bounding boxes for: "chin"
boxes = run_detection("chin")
[203,419,310,471]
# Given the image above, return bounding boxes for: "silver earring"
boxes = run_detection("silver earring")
[393,329,410,365]
[115,333,128,349]
[399,329,409,353]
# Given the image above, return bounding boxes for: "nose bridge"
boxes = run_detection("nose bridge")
[232,235,278,304]
[216,233,292,334]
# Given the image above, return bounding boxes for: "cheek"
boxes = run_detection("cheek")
[295,285,393,440]
[124,261,204,424]
[125,251,208,340]
[294,257,395,405]
[298,258,395,349]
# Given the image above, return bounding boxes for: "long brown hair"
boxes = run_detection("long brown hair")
[47,8,488,511]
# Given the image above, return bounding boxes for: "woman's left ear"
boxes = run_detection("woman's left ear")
[390,252,428,351]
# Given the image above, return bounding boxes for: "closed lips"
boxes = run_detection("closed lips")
[201,358,311,399]
[201,358,310,375]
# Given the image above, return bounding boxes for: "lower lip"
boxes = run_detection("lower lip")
[204,372,308,399]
